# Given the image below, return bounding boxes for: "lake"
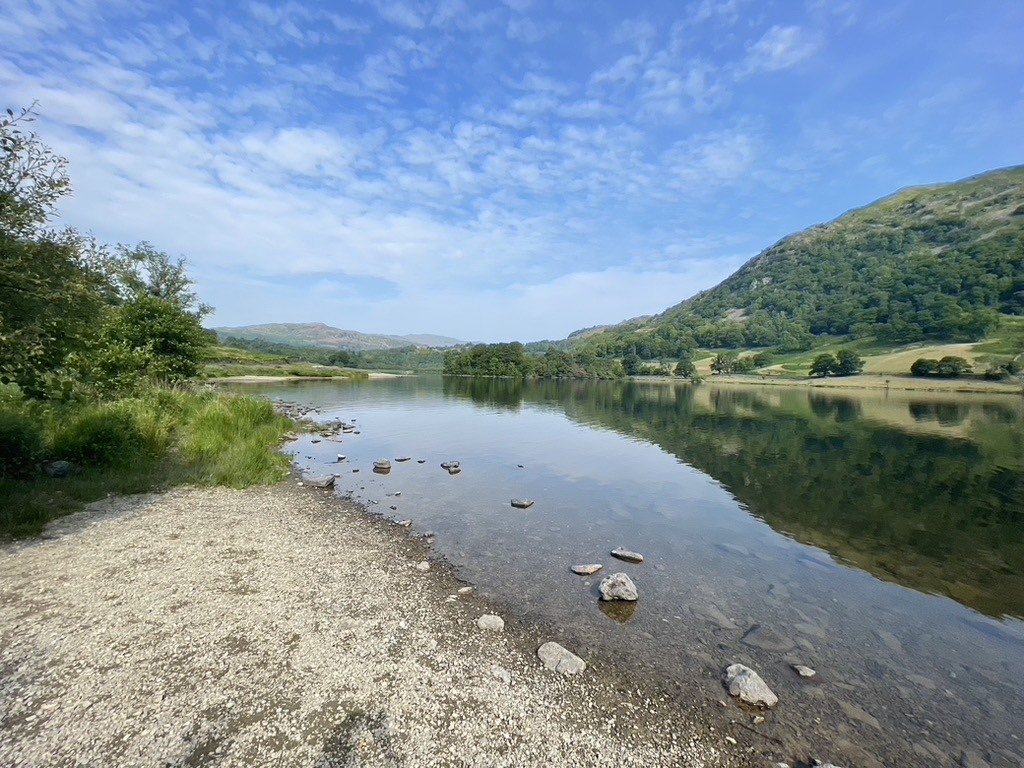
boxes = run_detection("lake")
[231,375,1024,767]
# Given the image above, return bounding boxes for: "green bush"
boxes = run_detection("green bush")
[0,408,44,479]
[50,406,146,467]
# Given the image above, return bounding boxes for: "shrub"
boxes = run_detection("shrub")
[0,408,44,479]
[50,406,146,467]
[911,358,939,376]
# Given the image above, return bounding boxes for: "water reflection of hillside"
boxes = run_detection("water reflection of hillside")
[443,377,1024,619]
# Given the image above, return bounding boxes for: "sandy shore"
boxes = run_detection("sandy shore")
[0,482,727,768]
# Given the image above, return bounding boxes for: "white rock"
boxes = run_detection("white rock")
[570,564,603,576]
[792,664,817,678]
[477,614,504,631]
[537,642,586,675]
[457,586,474,595]
[598,572,638,602]
[414,561,430,571]
[723,663,778,707]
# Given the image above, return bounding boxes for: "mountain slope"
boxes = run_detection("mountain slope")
[576,166,1024,358]
[214,323,464,351]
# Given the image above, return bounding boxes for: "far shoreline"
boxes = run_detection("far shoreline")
[638,372,1024,396]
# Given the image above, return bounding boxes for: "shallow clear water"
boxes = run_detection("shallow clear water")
[233,376,1024,767]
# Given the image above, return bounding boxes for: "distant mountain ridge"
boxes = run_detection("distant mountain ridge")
[214,322,464,351]
[568,165,1024,358]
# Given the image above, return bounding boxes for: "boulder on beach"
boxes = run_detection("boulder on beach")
[537,642,586,675]
[598,572,638,601]
[723,663,778,707]
[302,474,336,488]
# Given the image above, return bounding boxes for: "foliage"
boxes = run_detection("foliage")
[0,103,71,236]
[571,167,1024,357]
[911,356,973,378]
[673,357,697,379]
[50,405,147,467]
[834,349,865,376]
[0,105,211,399]
[809,351,863,377]
[0,406,44,479]
[0,388,294,536]
[443,343,623,379]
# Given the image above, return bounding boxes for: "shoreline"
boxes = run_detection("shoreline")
[638,372,1024,395]
[0,479,736,767]
[206,371,404,383]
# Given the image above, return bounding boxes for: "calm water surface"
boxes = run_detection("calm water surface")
[233,376,1024,767]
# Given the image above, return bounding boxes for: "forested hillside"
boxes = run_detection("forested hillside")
[576,166,1024,359]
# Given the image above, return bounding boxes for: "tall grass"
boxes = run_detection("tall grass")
[0,386,294,537]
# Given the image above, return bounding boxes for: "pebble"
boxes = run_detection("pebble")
[476,614,504,631]
[457,586,473,595]
[610,547,644,564]
[792,664,817,678]
[510,498,534,509]
[537,642,586,675]
[414,561,430,572]
[571,564,603,576]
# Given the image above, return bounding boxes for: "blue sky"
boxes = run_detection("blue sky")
[3,0,1023,342]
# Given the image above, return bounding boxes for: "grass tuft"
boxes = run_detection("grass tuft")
[0,386,295,537]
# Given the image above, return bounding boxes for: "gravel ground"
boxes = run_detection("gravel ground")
[0,482,728,767]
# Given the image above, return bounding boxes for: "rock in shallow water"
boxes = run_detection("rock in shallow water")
[598,572,638,602]
[741,624,795,652]
[792,664,817,678]
[610,547,644,564]
[510,498,534,509]
[571,564,603,576]
[723,663,778,707]
[537,642,586,675]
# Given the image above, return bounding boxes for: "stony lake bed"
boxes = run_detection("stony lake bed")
[259,376,1024,767]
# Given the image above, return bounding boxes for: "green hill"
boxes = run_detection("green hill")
[576,166,1024,360]
[214,322,464,352]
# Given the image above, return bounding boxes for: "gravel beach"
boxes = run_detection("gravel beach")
[0,482,726,767]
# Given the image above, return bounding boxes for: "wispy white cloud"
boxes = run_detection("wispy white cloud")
[740,25,821,75]
[2,0,1020,340]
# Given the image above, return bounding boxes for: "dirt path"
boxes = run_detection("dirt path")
[0,484,724,768]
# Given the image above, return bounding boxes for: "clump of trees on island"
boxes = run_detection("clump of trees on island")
[442,343,624,379]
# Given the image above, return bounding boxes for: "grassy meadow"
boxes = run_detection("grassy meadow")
[0,386,297,537]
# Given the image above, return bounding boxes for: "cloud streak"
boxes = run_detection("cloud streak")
[2,0,1022,340]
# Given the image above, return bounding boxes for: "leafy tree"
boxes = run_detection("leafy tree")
[1,103,71,236]
[709,352,738,374]
[911,358,939,376]
[674,358,697,379]
[833,350,864,376]
[935,355,972,377]
[621,353,643,376]
[809,353,837,377]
